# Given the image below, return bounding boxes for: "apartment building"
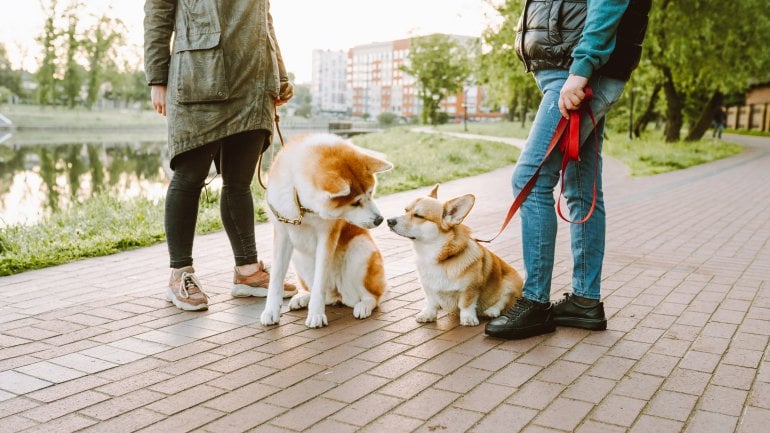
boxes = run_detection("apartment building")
[310,49,349,115]
[346,35,500,120]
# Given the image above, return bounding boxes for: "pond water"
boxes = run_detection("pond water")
[0,128,322,227]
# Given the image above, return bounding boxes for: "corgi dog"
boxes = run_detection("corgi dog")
[387,184,523,326]
[259,133,392,328]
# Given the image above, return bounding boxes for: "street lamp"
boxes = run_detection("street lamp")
[463,81,473,132]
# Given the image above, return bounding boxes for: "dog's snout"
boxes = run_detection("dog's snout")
[373,215,384,227]
[387,218,397,227]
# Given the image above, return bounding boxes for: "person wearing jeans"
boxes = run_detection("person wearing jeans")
[485,0,652,339]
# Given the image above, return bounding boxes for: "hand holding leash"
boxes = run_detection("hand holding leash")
[477,87,598,243]
[559,74,590,118]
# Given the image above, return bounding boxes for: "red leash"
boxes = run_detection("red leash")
[477,88,599,243]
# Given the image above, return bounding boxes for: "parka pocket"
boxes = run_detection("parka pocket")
[174,33,230,104]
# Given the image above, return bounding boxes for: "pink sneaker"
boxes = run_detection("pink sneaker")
[166,266,209,311]
[231,260,297,298]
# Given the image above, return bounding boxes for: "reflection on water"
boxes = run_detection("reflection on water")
[0,138,173,227]
[0,128,320,228]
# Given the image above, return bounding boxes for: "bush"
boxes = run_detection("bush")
[377,111,398,127]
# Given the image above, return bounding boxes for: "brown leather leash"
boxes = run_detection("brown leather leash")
[256,112,285,190]
[477,88,599,243]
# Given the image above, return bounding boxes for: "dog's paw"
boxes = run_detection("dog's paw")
[288,292,310,310]
[415,309,437,323]
[483,306,502,318]
[460,311,480,327]
[305,313,328,328]
[260,306,281,326]
[353,301,374,319]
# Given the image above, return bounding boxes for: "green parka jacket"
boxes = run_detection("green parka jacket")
[144,0,288,165]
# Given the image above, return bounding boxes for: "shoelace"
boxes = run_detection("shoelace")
[179,272,207,300]
[501,298,533,319]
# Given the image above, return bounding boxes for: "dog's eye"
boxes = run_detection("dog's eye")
[352,200,362,207]
[414,214,424,219]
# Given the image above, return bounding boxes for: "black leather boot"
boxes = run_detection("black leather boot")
[552,293,607,330]
[485,297,555,340]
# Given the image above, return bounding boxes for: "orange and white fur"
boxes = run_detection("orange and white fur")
[387,185,523,326]
[259,133,392,328]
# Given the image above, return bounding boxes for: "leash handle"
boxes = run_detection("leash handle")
[555,99,599,224]
[476,87,598,243]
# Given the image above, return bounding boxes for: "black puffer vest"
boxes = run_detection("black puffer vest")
[515,0,652,81]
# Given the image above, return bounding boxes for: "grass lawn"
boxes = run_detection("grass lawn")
[0,128,518,276]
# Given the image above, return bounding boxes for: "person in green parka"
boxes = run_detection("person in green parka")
[144,0,296,311]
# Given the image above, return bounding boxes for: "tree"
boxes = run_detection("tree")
[61,2,84,108]
[479,0,539,126]
[0,44,22,98]
[401,34,471,125]
[646,0,770,141]
[35,0,61,105]
[82,14,125,108]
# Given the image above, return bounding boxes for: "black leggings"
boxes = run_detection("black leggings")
[165,130,268,268]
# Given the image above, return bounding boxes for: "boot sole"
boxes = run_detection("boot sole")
[166,289,208,311]
[554,316,607,330]
[231,284,297,299]
[485,322,556,340]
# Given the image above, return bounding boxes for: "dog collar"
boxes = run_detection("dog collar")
[267,188,314,225]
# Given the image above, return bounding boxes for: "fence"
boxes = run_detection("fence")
[726,103,770,132]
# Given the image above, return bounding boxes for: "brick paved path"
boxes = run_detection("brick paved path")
[1,133,768,432]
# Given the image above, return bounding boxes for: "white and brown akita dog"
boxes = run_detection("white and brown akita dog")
[259,133,392,328]
[387,184,523,326]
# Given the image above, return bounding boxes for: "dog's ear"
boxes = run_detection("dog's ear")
[428,184,440,199]
[320,175,351,198]
[361,153,393,174]
[442,194,475,227]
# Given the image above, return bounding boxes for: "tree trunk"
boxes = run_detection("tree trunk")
[662,68,683,142]
[507,96,516,121]
[633,83,662,137]
[685,91,723,141]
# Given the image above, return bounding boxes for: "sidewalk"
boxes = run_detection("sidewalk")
[1,133,769,432]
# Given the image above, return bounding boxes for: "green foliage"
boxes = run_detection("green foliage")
[0,186,260,276]
[479,0,540,123]
[83,14,126,108]
[0,195,163,276]
[0,86,13,103]
[645,0,770,140]
[351,128,519,195]
[434,121,529,139]
[402,34,472,125]
[377,112,398,127]
[0,44,22,97]
[604,134,743,176]
[61,4,83,108]
[36,0,60,105]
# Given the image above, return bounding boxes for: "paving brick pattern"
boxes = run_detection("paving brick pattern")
[1,133,769,432]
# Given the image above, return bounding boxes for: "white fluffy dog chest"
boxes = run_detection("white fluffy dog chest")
[415,254,468,294]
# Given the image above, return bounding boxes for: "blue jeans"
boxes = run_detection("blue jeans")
[513,69,626,303]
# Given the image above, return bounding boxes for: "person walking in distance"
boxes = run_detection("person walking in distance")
[144,0,296,311]
[713,106,727,139]
[485,0,652,339]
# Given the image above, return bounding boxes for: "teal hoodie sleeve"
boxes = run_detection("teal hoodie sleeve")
[569,0,630,78]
